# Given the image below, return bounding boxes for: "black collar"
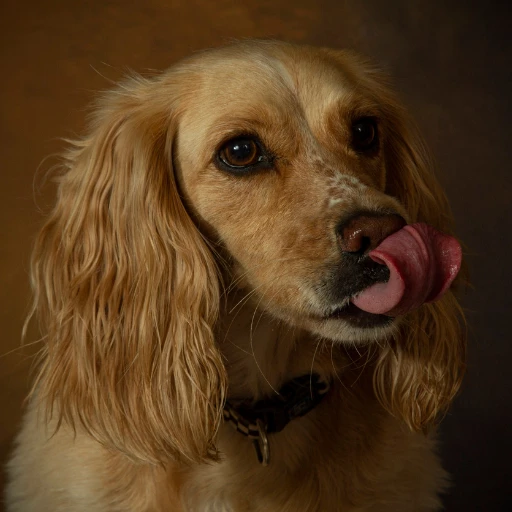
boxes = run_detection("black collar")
[223,374,330,465]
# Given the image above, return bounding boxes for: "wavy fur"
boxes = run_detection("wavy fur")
[29,75,227,464]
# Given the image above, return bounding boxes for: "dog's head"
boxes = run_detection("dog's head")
[30,41,465,465]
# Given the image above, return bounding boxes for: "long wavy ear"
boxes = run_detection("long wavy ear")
[369,76,467,432]
[29,73,226,464]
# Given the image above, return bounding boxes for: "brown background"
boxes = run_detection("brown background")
[1,1,511,510]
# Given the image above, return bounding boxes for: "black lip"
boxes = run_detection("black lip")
[325,302,392,328]
[321,254,391,309]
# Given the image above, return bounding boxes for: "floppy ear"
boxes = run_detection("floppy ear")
[29,73,227,464]
[372,86,467,432]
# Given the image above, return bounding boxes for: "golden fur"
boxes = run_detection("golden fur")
[6,40,465,511]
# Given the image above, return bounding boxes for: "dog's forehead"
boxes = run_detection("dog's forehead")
[177,45,370,162]
[187,46,359,116]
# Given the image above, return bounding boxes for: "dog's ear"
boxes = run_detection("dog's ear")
[372,87,467,432]
[29,73,227,464]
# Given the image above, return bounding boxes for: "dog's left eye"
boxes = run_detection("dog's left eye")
[217,137,268,172]
[351,117,379,152]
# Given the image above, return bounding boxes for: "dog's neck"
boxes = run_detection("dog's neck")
[180,292,392,511]
[217,291,350,402]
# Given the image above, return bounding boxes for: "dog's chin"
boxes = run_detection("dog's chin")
[294,303,398,344]
[309,316,396,344]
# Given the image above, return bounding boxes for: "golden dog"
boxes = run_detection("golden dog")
[7,40,465,511]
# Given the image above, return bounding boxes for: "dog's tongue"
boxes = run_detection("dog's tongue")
[351,223,461,316]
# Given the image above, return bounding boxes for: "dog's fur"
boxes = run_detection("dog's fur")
[6,40,465,511]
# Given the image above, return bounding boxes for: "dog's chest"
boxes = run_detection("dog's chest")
[181,420,348,512]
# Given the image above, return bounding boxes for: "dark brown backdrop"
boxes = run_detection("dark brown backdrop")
[1,1,511,510]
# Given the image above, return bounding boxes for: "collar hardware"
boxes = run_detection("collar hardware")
[223,374,330,465]
[253,419,270,466]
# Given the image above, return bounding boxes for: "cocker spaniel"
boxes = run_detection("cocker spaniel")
[6,40,466,511]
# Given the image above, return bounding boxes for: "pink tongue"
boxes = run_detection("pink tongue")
[351,223,461,316]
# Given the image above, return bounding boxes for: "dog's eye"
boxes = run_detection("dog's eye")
[351,118,379,152]
[217,137,266,171]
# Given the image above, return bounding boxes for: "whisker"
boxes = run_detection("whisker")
[329,342,345,385]
[310,337,323,397]
[249,283,281,396]
[350,344,373,388]
[223,252,303,297]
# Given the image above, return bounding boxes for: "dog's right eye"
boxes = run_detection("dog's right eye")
[216,136,270,173]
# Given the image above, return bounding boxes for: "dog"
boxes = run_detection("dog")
[6,40,466,511]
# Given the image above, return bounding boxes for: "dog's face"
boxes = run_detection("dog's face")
[175,44,408,343]
[29,41,465,464]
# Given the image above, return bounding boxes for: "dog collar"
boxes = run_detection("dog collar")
[223,374,330,466]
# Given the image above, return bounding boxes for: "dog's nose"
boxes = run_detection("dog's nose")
[337,212,406,255]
